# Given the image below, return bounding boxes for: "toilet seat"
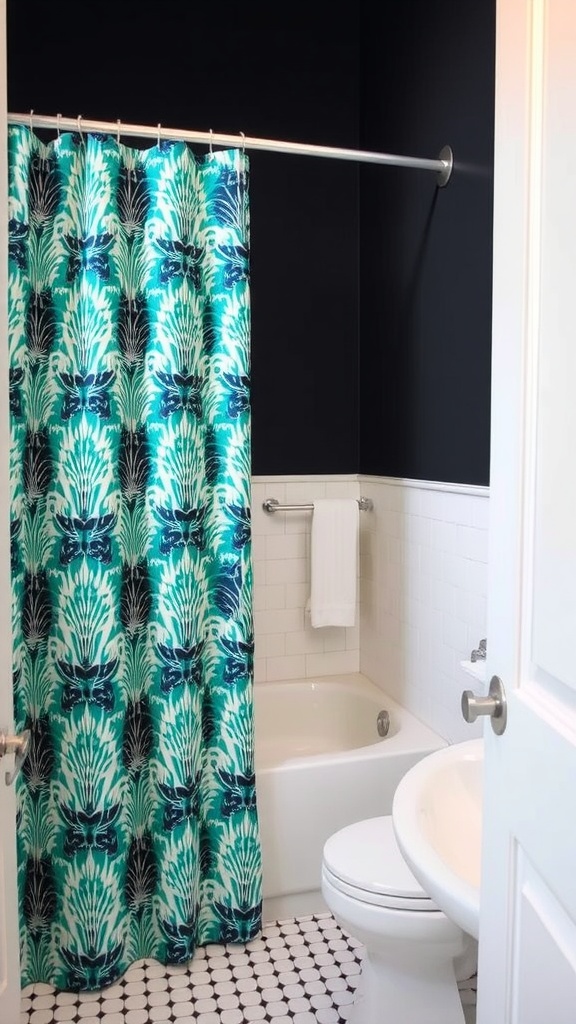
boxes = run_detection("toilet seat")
[322,816,439,912]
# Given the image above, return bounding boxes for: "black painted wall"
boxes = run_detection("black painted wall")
[359,0,495,484]
[6,1,494,484]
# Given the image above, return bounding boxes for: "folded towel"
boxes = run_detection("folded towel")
[310,498,358,628]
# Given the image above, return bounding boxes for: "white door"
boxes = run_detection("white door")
[0,4,23,1023]
[477,0,576,1020]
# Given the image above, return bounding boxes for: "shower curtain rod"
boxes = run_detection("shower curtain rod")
[7,112,454,186]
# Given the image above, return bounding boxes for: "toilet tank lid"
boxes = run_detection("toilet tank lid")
[322,815,430,901]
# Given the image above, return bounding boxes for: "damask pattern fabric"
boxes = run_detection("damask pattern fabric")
[8,124,260,991]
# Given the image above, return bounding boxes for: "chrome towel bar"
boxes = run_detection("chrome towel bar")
[263,497,373,514]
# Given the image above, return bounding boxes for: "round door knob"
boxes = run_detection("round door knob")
[461,675,507,735]
[0,728,31,785]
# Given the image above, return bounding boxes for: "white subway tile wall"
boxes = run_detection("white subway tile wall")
[251,476,361,682]
[359,476,489,743]
[251,474,489,744]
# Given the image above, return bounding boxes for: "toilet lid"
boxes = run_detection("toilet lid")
[322,816,437,911]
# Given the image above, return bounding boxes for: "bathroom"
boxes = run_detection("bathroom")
[6,1,573,1023]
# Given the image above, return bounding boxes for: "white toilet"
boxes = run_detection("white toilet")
[321,816,477,1024]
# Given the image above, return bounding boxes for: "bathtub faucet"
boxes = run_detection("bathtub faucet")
[470,638,487,662]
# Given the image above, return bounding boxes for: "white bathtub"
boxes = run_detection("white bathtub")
[254,672,446,921]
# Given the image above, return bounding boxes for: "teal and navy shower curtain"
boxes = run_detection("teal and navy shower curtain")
[8,124,260,991]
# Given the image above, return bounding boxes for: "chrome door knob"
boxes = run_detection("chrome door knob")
[461,675,507,735]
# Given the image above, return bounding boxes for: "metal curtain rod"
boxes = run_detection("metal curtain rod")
[7,112,454,186]
[263,497,374,513]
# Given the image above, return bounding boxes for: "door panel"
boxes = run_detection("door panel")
[532,0,576,692]
[513,855,576,1024]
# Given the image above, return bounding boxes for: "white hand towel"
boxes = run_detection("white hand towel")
[310,498,358,628]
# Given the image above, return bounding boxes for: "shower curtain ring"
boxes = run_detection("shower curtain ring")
[157,122,162,146]
[239,131,246,155]
[116,119,121,144]
[29,109,34,133]
[77,114,83,140]
[56,112,62,138]
[209,128,213,154]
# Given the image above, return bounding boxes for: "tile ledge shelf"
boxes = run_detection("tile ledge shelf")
[360,475,490,498]
[460,659,487,684]
[252,473,489,498]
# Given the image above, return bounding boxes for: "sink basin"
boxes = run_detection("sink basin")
[392,738,483,940]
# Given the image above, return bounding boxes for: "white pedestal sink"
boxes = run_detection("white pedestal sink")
[392,738,483,940]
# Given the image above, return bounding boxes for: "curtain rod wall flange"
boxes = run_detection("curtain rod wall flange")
[8,112,454,185]
[437,146,453,187]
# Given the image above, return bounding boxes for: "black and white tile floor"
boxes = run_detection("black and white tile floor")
[21,913,477,1024]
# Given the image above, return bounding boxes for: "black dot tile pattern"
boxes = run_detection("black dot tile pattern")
[20,912,477,1024]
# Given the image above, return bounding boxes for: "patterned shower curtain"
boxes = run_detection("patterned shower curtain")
[8,124,260,991]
